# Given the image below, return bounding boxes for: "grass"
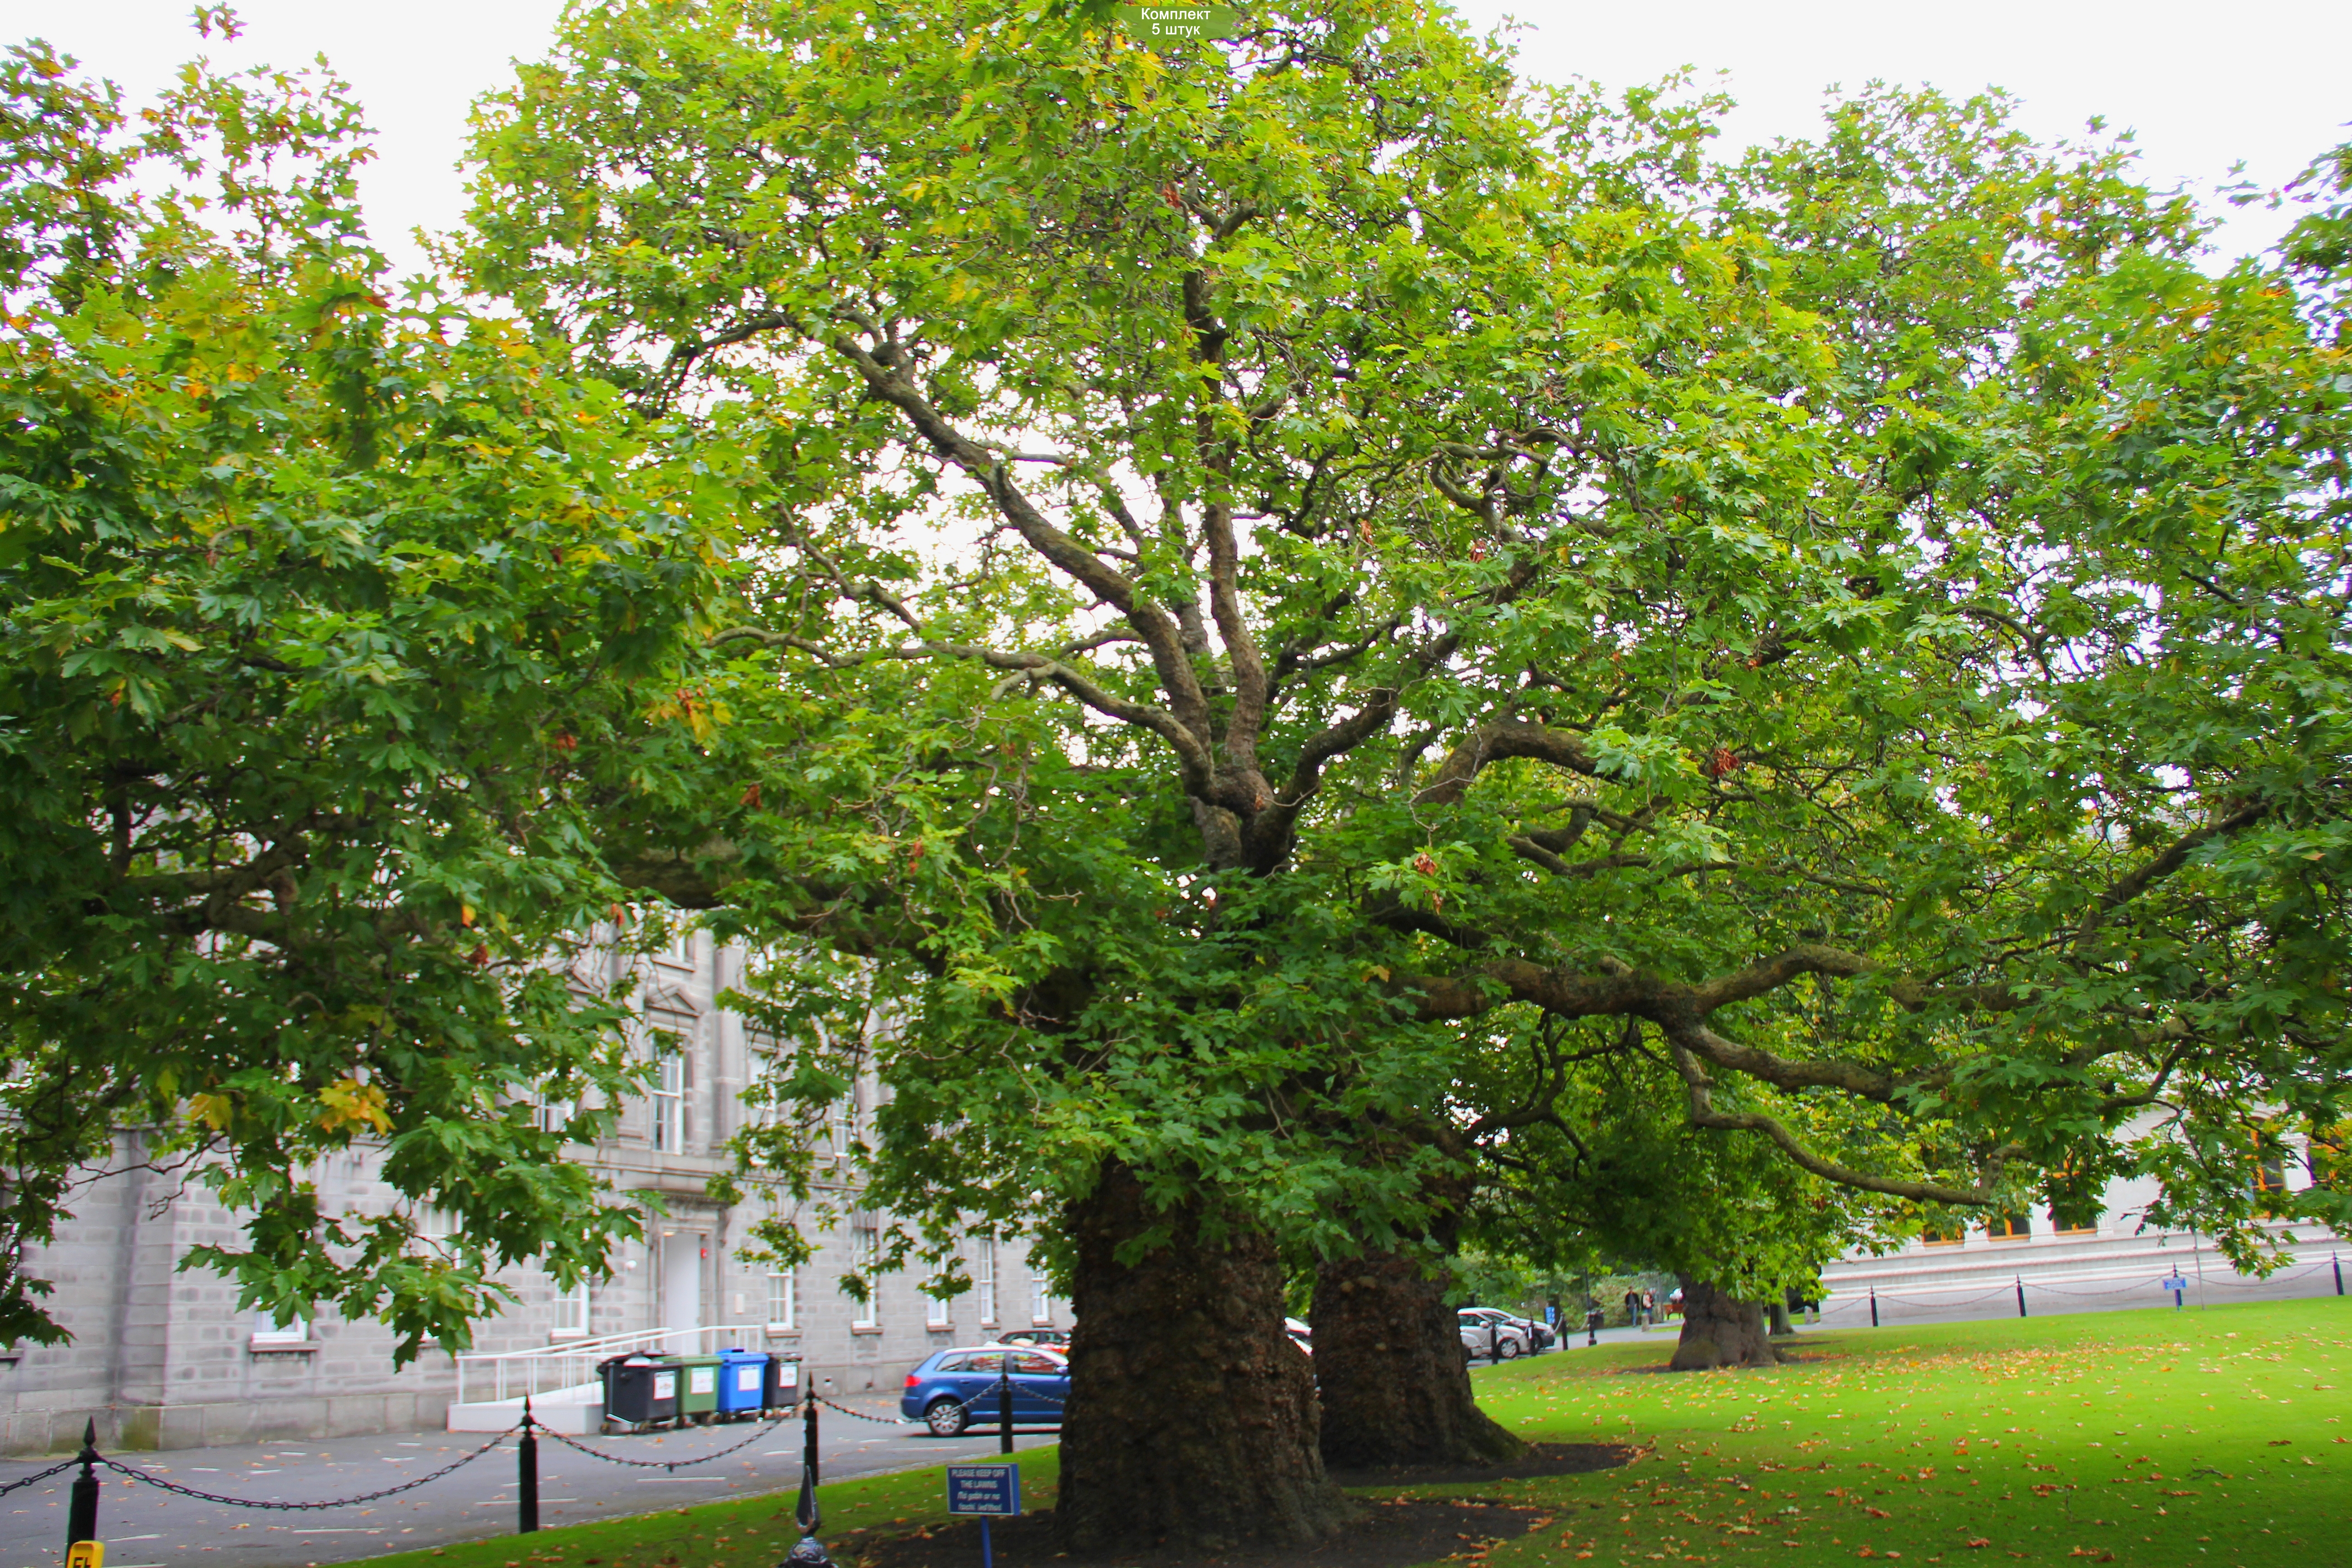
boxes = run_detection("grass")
[1462,1297,2349,1567]
[361,1299,2347,1568]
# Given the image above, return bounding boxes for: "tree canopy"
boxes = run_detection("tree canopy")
[465,0,2352,1293]
[0,24,745,1354]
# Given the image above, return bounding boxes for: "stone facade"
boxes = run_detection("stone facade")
[0,932,1063,1453]
[1818,1128,2346,1324]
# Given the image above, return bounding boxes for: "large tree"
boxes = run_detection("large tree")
[0,25,746,1354]
[460,0,2350,1548]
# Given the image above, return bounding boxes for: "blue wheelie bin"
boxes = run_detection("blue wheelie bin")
[715,1348,769,1421]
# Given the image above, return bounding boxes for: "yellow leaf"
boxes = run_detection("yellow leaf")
[317,1077,392,1136]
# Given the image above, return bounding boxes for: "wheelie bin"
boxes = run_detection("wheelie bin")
[666,1352,722,1424]
[762,1352,803,1412]
[599,1355,679,1432]
[715,1348,769,1420]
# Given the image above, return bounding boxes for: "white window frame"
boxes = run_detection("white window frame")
[652,1051,686,1152]
[851,1216,881,1328]
[1030,1265,1053,1326]
[251,1309,309,1345]
[975,1236,998,1327]
[927,1268,953,1329]
[767,1271,797,1332]
[551,1279,589,1338]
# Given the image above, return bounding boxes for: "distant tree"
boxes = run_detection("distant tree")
[0,24,745,1357]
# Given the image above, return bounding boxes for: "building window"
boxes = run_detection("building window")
[1030,1266,1053,1325]
[252,1309,309,1344]
[767,1272,797,1332]
[975,1236,998,1326]
[827,1093,855,1163]
[552,1280,589,1337]
[852,1215,880,1329]
[927,1288,953,1329]
[657,925,694,967]
[2255,1151,2289,1192]
[652,1052,685,1152]
[1921,1224,1964,1248]
[534,1085,576,1137]
[1986,1212,2032,1240]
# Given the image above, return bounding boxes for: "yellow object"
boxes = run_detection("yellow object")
[65,1543,103,1568]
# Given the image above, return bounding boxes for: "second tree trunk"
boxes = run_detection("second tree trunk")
[1311,1247,1524,1468]
[1667,1274,1782,1369]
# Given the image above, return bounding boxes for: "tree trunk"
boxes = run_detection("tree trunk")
[1056,1162,1354,1553]
[1312,1246,1524,1468]
[1666,1275,1781,1370]
[1769,1299,1795,1336]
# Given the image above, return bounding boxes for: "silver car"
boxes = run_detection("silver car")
[1457,1306,1534,1360]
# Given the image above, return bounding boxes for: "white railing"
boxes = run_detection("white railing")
[453,1324,767,1407]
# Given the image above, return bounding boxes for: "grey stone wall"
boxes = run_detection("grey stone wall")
[1,932,1064,1452]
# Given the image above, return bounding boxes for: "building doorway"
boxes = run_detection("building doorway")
[660,1231,706,1333]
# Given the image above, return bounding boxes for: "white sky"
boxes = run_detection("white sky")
[5,1,2346,279]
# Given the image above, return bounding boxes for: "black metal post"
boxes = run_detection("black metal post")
[2336,1253,2344,1297]
[1489,1321,1499,1363]
[1868,1288,1879,1328]
[64,1419,99,1558]
[998,1360,1014,1455]
[2015,1274,2028,1318]
[789,1395,835,1566]
[518,1397,539,1534]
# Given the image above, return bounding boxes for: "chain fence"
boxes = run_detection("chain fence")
[0,1460,78,1499]
[96,1426,517,1510]
[542,1418,778,1470]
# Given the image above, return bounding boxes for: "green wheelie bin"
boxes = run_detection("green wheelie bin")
[665,1352,723,1425]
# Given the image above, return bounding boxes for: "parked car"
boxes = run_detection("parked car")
[992,1327,1071,1349]
[1457,1306,1536,1360]
[903,1346,1069,1436]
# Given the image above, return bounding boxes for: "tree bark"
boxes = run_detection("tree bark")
[1667,1275,1781,1370]
[1056,1163,1354,1553]
[1312,1246,1524,1468]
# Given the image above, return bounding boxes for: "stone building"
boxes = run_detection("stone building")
[0,931,1064,1454]
[1818,1126,2346,1325]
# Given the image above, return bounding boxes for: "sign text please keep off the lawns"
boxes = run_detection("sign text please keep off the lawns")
[1114,5,1243,41]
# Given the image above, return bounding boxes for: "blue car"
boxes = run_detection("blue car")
[900,1346,1069,1436]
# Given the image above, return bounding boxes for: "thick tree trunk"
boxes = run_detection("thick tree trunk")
[1667,1275,1781,1370]
[1056,1163,1354,1553]
[1312,1247,1524,1469]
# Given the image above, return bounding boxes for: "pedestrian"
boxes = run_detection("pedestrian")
[1624,1287,1642,1328]
[1643,1288,1657,1325]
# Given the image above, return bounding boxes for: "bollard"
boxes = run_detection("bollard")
[2336,1253,2344,1298]
[789,1396,835,1566]
[2014,1274,2028,1319]
[998,1362,1014,1456]
[1868,1288,1879,1328]
[518,1397,540,1534]
[1489,1321,1499,1363]
[64,1419,99,1561]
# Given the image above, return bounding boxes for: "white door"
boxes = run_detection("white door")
[661,1234,704,1333]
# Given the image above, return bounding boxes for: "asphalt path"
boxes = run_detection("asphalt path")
[0,1394,1051,1568]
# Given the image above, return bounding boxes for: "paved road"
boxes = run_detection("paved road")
[0,1394,1049,1568]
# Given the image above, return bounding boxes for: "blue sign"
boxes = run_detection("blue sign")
[947,1464,1022,1517]
[2159,1275,2189,1292]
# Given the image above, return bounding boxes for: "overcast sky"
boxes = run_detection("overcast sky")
[6,0,2345,278]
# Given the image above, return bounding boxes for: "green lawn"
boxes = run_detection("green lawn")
[1464,1298,2348,1567]
[365,1299,2348,1568]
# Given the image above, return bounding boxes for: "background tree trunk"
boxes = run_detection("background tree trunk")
[1667,1275,1781,1370]
[1312,1246,1524,1468]
[1056,1163,1354,1553]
